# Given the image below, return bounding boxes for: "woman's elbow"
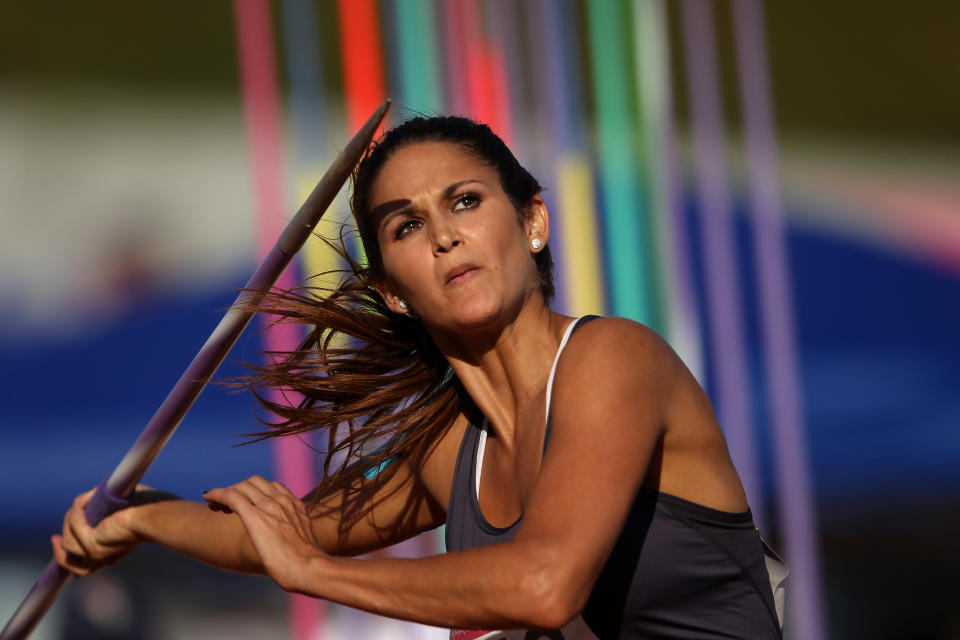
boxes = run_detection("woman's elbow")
[517,562,589,630]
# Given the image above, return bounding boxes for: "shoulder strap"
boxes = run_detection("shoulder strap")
[544,317,583,420]
[543,315,600,450]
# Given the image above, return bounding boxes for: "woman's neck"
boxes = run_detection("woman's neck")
[434,303,574,449]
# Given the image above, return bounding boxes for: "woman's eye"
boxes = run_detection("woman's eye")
[453,193,480,211]
[394,218,422,239]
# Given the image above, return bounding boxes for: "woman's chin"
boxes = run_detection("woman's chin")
[430,301,512,335]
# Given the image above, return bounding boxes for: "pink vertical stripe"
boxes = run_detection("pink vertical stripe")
[455,0,513,145]
[233,1,321,638]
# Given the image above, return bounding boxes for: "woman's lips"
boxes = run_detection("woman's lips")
[445,265,480,286]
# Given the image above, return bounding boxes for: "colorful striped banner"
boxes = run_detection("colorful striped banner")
[232,2,820,636]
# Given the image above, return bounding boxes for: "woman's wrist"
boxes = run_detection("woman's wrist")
[122,490,186,542]
[116,501,151,543]
[287,552,333,596]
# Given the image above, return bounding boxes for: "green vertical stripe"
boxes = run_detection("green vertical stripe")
[629,0,666,333]
[394,0,441,113]
[586,0,655,326]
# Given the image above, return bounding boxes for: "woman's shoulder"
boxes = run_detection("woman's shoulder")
[555,316,686,401]
[567,316,679,367]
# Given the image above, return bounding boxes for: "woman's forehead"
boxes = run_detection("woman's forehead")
[371,141,494,197]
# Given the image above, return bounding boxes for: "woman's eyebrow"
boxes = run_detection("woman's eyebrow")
[372,180,490,227]
[370,199,412,227]
[443,179,488,198]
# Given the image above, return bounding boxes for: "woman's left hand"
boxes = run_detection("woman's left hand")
[203,476,325,593]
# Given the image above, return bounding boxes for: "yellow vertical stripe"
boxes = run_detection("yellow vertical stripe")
[556,154,607,317]
[297,170,352,291]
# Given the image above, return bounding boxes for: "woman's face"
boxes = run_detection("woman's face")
[368,141,548,334]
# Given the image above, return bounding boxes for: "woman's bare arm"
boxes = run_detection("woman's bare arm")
[53,420,460,578]
[206,318,674,629]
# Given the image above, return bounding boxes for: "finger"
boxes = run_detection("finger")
[52,535,91,577]
[62,509,90,558]
[204,495,233,514]
[51,534,66,566]
[61,487,96,554]
[218,479,278,510]
[267,482,316,541]
[206,480,293,527]
[246,475,279,496]
[206,502,234,514]
[268,482,300,511]
[204,486,261,516]
[65,500,96,556]
[202,488,234,514]
[269,482,308,522]
[60,521,84,558]
[270,481,298,500]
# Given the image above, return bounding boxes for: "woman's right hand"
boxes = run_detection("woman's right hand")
[52,487,144,577]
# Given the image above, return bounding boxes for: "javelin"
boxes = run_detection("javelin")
[1,99,391,640]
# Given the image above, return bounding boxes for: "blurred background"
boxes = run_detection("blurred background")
[1,1,958,638]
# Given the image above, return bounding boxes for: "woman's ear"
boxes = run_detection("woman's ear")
[524,195,550,252]
[371,280,411,315]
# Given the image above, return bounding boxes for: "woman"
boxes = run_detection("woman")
[54,116,783,639]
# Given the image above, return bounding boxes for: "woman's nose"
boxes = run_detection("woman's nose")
[431,218,461,253]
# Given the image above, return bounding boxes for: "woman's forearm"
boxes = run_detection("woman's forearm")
[294,540,575,630]
[128,500,264,575]
[201,474,588,630]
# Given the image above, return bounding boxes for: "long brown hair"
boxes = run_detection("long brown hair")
[238,245,462,538]
[239,116,553,538]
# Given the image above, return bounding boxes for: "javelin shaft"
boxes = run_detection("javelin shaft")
[1,100,390,640]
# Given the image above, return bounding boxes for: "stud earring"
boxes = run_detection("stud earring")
[398,299,408,310]
[531,238,543,251]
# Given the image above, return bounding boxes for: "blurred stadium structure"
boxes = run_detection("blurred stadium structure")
[1,1,958,639]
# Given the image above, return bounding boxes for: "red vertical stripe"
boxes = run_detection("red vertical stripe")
[486,46,515,147]
[337,0,387,133]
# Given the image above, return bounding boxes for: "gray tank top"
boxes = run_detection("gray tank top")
[445,317,782,639]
